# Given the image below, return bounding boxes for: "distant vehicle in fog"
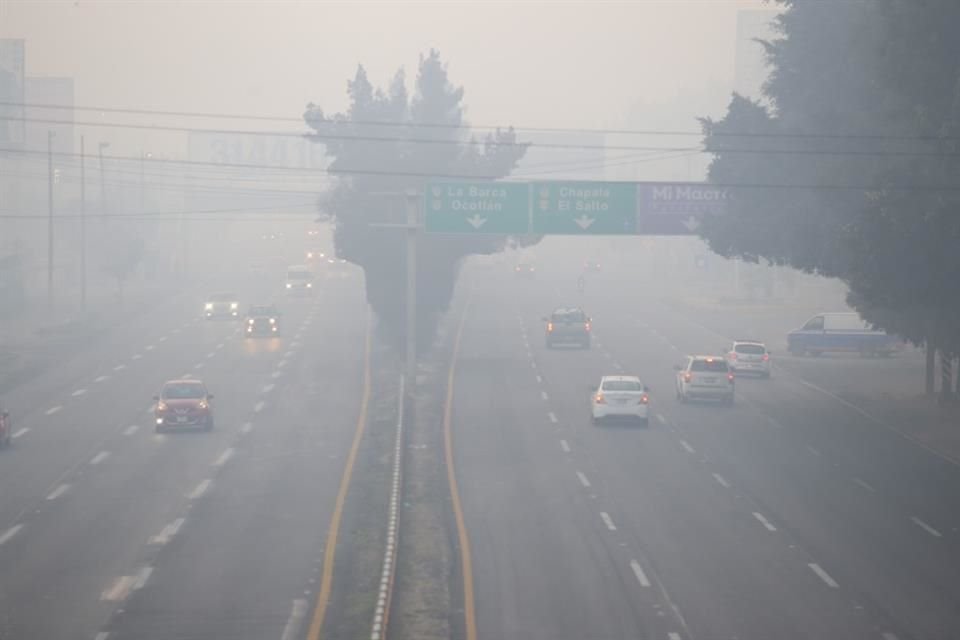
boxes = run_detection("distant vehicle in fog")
[787,312,903,357]
[514,263,536,278]
[204,292,240,319]
[590,376,650,425]
[245,304,281,337]
[583,260,601,272]
[154,380,215,433]
[726,340,771,377]
[285,265,315,295]
[544,308,591,349]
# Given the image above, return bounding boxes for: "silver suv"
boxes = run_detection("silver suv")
[726,340,771,377]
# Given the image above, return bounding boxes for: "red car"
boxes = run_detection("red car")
[0,409,11,448]
[154,380,215,433]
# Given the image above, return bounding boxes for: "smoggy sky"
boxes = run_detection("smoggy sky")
[1,0,771,131]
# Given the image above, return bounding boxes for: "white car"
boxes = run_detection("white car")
[675,356,735,405]
[590,376,650,425]
[726,340,771,377]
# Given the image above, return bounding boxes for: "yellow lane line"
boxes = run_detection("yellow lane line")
[306,310,372,640]
[444,298,477,640]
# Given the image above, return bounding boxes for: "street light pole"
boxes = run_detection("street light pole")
[80,136,87,311]
[47,130,55,309]
[405,188,419,387]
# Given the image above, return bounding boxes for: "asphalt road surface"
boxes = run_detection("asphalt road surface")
[446,264,960,640]
[0,271,368,640]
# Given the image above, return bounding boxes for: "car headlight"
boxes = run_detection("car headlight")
[156,401,167,412]
[248,318,255,324]
[306,282,313,288]
[204,303,213,310]
[198,401,208,410]
[269,317,276,324]
[286,283,292,289]
[230,302,238,309]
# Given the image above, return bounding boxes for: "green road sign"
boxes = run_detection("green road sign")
[530,181,637,235]
[424,181,529,233]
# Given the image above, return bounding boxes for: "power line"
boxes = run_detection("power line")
[4,145,960,191]
[3,100,956,142]
[3,115,959,159]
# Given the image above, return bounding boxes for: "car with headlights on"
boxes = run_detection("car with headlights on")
[204,292,239,319]
[154,380,214,432]
[590,376,649,425]
[245,304,281,337]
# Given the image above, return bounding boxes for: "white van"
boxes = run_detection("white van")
[285,265,315,296]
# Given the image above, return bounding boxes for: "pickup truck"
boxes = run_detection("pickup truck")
[787,312,902,357]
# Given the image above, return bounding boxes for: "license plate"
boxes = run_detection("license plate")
[616,399,629,405]
[703,377,716,383]
[176,416,188,423]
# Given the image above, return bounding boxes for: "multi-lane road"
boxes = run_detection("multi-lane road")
[1,258,958,640]
[445,264,960,640]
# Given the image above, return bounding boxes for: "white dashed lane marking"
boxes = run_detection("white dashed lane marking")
[95,632,110,640]
[11,428,29,439]
[630,559,651,587]
[94,375,110,383]
[0,524,22,546]
[668,634,683,640]
[559,439,571,453]
[576,471,592,488]
[123,425,139,436]
[113,364,127,371]
[853,477,876,493]
[71,389,87,397]
[212,448,235,468]
[271,370,282,379]
[536,374,543,383]
[808,563,839,588]
[600,512,617,531]
[262,383,275,394]
[45,406,62,416]
[541,391,549,401]
[89,451,111,465]
[194,363,204,370]
[132,354,142,360]
[656,413,667,424]
[145,345,155,351]
[100,576,135,602]
[254,401,266,413]
[158,336,168,342]
[205,352,215,359]
[46,484,71,500]
[910,516,943,538]
[679,440,695,454]
[188,479,211,500]
[806,445,823,457]
[712,473,730,488]
[548,412,558,424]
[149,518,185,546]
[752,512,778,532]
[240,422,253,434]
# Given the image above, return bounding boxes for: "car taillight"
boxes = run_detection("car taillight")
[584,322,591,332]
[547,322,554,332]
[683,373,692,382]
[641,394,649,404]
[762,354,769,361]
[595,393,606,404]
[728,373,735,382]
[729,352,737,360]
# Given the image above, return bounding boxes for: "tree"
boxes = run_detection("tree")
[700,0,960,396]
[304,50,531,347]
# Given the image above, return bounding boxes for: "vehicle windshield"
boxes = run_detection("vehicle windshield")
[287,270,312,280]
[161,383,206,399]
[734,344,766,355]
[209,293,237,302]
[601,380,643,391]
[691,360,729,372]
[552,310,586,322]
[249,306,277,316]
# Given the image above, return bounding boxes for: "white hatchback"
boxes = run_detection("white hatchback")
[591,376,650,425]
[726,341,771,377]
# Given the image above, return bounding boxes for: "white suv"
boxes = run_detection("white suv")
[591,376,650,425]
[726,340,771,377]
[675,356,735,405]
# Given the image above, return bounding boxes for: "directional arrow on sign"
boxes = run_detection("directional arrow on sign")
[466,215,488,229]
[574,215,595,230]
[680,216,700,232]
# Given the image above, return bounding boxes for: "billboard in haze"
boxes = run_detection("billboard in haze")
[0,39,25,148]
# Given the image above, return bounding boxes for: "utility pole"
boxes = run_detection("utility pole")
[98,142,109,215]
[405,188,419,387]
[80,135,87,311]
[47,130,55,309]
